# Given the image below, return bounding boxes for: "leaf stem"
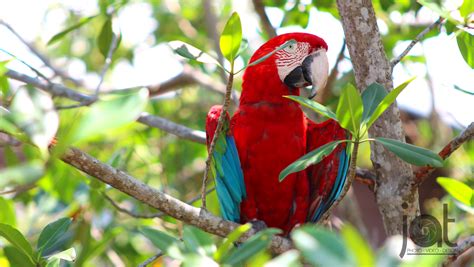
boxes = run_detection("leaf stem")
[201,65,235,209]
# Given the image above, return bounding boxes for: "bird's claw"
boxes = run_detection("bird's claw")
[249,219,267,232]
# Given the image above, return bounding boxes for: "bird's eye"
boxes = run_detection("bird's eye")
[284,43,297,53]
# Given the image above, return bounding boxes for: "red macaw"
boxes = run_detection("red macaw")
[206,33,349,234]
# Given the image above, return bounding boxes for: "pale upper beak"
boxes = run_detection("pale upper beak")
[283,49,329,99]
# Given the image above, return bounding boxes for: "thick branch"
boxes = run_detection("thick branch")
[5,69,206,143]
[442,235,474,267]
[60,147,292,253]
[414,122,474,185]
[390,17,443,69]
[252,0,277,38]
[337,0,417,235]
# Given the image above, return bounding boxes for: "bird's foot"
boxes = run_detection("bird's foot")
[249,219,267,233]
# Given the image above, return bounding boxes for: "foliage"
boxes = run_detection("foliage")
[0,0,472,266]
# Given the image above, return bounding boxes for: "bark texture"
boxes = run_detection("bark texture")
[336,0,419,235]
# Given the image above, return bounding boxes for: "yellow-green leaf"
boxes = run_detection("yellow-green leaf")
[336,83,363,135]
[220,12,242,63]
[437,177,473,206]
[341,224,374,267]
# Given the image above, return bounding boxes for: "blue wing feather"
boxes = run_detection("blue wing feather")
[310,145,351,222]
[212,135,246,222]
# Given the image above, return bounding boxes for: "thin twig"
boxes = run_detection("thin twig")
[414,122,474,185]
[138,251,163,267]
[355,167,377,191]
[252,0,277,38]
[442,235,474,267]
[95,19,119,97]
[0,48,51,83]
[390,17,443,69]
[201,72,234,209]
[0,20,83,86]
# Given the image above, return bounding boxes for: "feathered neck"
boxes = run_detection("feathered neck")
[239,63,300,106]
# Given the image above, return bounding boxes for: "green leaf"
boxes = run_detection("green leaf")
[8,86,59,155]
[457,30,474,68]
[341,224,374,267]
[264,250,301,267]
[48,247,76,262]
[97,18,114,57]
[375,137,443,167]
[37,218,72,255]
[168,41,221,66]
[47,15,98,45]
[222,228,280,266]
[0,60,10,98]
[45,258,60,267]
[366,77,416,128]
[215,223,251,262]
[72,88,148,142]
[292,226,354,267]
[284,95,337,121]
[459,0,473,18]
[140,227,184,260]
[182,226,216,256]
[336,83,363,135]
[3,246,35,267]
[437,177,473,206]
[279,140,348,181]
[0,223,35,264]
[361,83,388,124]
[220,12,242,63]
[0,197,16,227]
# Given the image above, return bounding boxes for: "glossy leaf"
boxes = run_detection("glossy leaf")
[460,0,473,17]
[341,224,374,267]
[140,227,184,260]
[457,30,474,68]
[72,88,148,142]
[37,218,72,255]
[437,177,473,206]
[182,226,216,256]
[47,15,98,45]
[215,223,251,262]
[336,83,363,135]
[168,41,220,65]
[0,197,16,227]
[279,140,348,181]
[97,18,118,58]
[0,224,35,264]
[375,137,443,167]
[284,95,337,121]
[222,228,280,266]
[219,12,242,62]
[366,77,415,128]
[361,83,387,124]
[292,226,354,267]
[3,246,35,267]
[264,250,301,267]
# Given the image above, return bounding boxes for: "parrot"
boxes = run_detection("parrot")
[206,33,350,234]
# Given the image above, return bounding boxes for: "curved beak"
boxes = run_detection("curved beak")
[283,49,329,99]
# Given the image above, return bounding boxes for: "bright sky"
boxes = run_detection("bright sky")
[1,0,473,127]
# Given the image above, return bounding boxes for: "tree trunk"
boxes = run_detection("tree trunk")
[336,0,419,235]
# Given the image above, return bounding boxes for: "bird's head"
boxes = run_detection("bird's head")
[242,33,329,102]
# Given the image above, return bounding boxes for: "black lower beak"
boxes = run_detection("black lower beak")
[283,55,315,98]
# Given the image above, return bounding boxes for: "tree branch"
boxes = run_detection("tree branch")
[252,0,277,38]
[60,147,292,253]
[442,235,474,267]
[138,251,163,267]
[414,122,474,185]
[390,17,443,69]
[4,68,206,143]
[355,167,377,191]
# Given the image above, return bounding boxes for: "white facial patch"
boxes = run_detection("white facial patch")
[309,49,329,92]
[275,42,311,82]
